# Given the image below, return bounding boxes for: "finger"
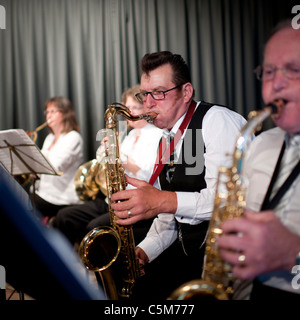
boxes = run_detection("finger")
[221,217,251,235]
[231,264,258,280]
[219,248,242,266]
[125,175,148,188]
[113,208,132,219]
[244,210,276,223]
[111,189,134,202]
[111,198,134,212]
[219,249,257,280]
[116,214,144,225]
[218,234,244,251]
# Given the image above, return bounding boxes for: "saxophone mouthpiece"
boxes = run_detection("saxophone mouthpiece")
[142,112,158,123]
[269,99,286,118]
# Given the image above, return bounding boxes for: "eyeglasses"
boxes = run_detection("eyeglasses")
[135,84,184,104]
[254,64,300,81]
[44,109,60,116]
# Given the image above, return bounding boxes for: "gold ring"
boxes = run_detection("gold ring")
[128,210,132,217]
[238,254,246,263]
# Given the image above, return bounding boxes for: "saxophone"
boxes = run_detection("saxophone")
[168,99,284,300]
[78,103,157,299]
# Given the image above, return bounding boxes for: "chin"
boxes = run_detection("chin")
[274,118,300,134]
[153,119,163,129]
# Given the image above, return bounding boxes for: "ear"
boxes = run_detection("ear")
[182,82,194,102]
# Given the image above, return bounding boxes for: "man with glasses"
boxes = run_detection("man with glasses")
[218,21,300,299]
[111,51,246,299]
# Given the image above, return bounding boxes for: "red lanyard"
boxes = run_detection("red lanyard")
[149,100,197,185]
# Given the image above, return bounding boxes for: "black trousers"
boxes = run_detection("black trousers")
[30,193,67,219]
[131,221,209,301]
[52,197,109,245]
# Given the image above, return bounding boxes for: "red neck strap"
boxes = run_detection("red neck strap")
[149,100,197,185]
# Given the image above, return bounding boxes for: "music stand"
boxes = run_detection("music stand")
[0,128,59,177]
[0,129,60,201]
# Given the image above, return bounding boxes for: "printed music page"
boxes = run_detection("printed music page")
[0,129,59,176]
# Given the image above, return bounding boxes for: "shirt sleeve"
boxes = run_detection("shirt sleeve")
[137,213,178,262]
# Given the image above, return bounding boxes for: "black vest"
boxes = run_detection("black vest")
[159,101,214,192]
[158,101,214,255]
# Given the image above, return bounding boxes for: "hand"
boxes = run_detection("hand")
[217,210,300,279]
[111,175,177,225]
[136,247,149,275]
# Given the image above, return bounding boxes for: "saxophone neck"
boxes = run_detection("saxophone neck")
[104,103,157,126]
[233,99,285,175]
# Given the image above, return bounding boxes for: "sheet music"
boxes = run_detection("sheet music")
[0,129,59,176]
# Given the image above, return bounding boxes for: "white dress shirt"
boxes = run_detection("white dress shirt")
[138,102,247,262]
[244,127,300,294]
[121,123,163,182]
[35,130,84,205]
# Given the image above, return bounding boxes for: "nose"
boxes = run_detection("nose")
[144,93,156,110]
[272,69,288,92]
[46,114,53,123]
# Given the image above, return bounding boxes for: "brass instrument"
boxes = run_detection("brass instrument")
[26,120,51,142]
[74,159,107,201]
[78,103,157,299]
[15,120,50,186]
[168,99,284,300]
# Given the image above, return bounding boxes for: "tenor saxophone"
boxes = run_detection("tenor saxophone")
[78,103,157,299]
[168,99,285,300]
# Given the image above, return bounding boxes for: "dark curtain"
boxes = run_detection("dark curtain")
[0,0,297,160]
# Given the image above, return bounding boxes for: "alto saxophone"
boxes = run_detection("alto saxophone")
[78,103,157,299]
[168,99,284,300]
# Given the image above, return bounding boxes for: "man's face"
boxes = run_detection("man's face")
[140,64,189,130]
[262,27,300,133]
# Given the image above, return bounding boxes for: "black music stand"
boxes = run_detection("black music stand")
[0,129,60,201]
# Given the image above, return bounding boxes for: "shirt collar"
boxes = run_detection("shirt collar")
[285,132,300,148]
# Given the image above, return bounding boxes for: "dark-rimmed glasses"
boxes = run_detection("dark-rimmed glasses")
[135,84,184,103]
[254,64,300,81]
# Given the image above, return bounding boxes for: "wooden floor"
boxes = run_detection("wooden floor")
[5,283,34,300]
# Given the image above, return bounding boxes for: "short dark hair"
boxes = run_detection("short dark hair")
[140,51,192,87]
